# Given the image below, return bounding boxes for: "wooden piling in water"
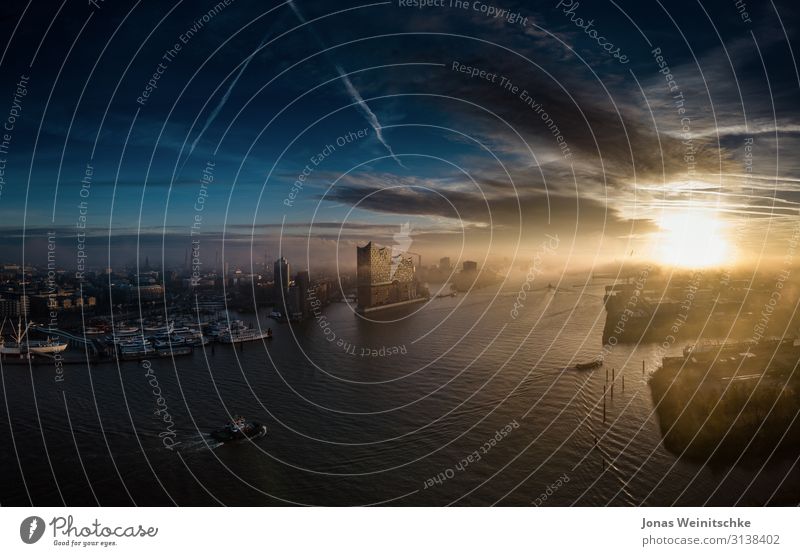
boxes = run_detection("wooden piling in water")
[622,374,625,391]
[612,367,615,381]
[642,360,645,375]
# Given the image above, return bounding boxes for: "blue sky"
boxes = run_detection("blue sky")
[0,0,798,271]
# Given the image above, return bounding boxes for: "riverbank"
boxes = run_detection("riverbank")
[649,340,800,466]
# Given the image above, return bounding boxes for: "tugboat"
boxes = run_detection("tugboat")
[210,416,267,443]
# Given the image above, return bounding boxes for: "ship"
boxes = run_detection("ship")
[217,321,273,343]
[108,324,141,345]
[118,337,157,360]
[0,318,68,357]
[114,324,140,334]
[169,326,209,346]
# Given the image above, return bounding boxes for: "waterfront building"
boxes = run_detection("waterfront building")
[356,241,422,313]
[274,257,290,291]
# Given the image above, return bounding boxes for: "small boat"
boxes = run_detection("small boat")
[143,322,174,335]
[575,358,603,370]
[210,416,267,443]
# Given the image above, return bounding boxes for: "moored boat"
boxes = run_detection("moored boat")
[1,318,69,357]
[217,321,272,343]
[118,338,156,360]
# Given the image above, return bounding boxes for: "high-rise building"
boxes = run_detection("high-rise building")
[356,241,422,313]
[462,261,478,272]
[439,257,451,271]
[295,270,310,317]
[274,257,290,291]
[285,284,302,320]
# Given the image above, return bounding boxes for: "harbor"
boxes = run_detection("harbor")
[0,314,276,364]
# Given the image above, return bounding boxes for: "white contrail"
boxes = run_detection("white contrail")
[183,33,271,166]
[288,0,405,168]
[287,0,307,22]
[337,66,405,168]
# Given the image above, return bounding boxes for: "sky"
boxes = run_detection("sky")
[0,0,798,275]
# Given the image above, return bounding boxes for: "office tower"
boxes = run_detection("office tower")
[274,257,290,291]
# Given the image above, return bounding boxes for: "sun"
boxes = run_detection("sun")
[653,210,731,269]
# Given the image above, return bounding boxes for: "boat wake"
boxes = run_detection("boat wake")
[173,434,224,452]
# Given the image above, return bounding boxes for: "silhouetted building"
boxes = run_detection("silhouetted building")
[439,257,451,271]
[295,270,310,317]
[285,284,303,320]
[462,261,478,272]
[274,257,290,291]
[356,241,422,313]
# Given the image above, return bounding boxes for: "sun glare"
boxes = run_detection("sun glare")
[654,211,731,269]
